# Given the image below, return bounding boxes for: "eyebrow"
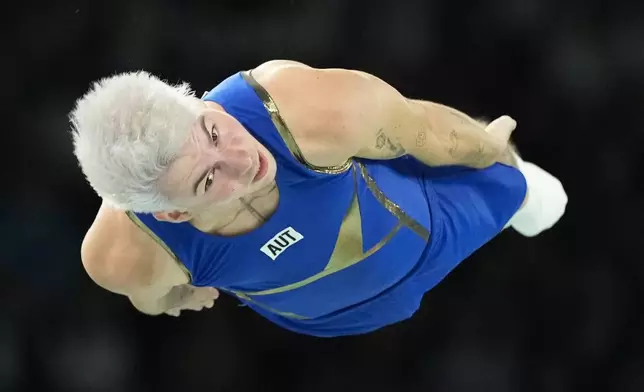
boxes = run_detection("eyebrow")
[192,116,212,195]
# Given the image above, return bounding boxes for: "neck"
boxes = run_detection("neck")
[190,181,278,235]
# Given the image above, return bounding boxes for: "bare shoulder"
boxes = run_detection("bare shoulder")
[250,60,378,167]
[80,203,184,295]
[251,59,312,75]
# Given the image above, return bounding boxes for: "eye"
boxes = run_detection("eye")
[204,169,215,192]
[203,125,219,192]
[210,125,219,145]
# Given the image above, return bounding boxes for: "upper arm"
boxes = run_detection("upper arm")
[251,61,423,166]
[81,204,189,306]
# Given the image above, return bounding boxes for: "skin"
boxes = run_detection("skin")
[82,101,280,316]
[155,100,279,235]
[81,59,521,317]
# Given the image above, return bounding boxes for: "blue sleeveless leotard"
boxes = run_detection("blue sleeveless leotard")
[129,71,526,337]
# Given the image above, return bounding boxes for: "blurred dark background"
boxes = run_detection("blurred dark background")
[5,0,644,391]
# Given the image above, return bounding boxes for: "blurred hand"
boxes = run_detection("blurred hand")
[484,115,516,145]
[164,285,219,317]
[465,115,517,168]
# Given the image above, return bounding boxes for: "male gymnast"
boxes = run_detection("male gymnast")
[71,60,567,337]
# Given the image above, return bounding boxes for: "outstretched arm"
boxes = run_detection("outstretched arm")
[402,100,520,168]
[254,61,518,169]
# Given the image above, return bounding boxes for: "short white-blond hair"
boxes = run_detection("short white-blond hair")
[70,71,204,212]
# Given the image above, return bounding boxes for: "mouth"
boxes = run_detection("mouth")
[252,151,268,183]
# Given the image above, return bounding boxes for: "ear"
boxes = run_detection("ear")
[153,210,192,223]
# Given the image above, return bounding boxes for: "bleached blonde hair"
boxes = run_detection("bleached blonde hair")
[70,71,204,213]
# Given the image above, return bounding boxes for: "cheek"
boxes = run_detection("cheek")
[227,121,255,146]
[208,179,245,202]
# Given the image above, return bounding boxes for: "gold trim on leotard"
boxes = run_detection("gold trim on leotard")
[234,165,403,297]
[356,162,430,241]
[227,71,432,319]
[241,70,352,175]
[231,162,430,318]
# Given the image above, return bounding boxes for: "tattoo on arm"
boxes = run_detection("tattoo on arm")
[416,126,427,147]
[448,129,458,156]
[376,130,387,149]
[461,140,487,164]
[414,101,518,167]
[375,129,406,158]
[447,129,488,165]
[385,138,405,157]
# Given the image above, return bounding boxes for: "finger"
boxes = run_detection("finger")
[166,309,181,317]
[204,299,215,309]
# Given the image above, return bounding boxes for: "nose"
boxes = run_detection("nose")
[218,147,253,178]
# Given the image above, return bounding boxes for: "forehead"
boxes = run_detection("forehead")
[160,126,206,196]
[163,151,198,191]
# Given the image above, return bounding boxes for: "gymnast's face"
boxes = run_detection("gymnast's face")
[159,103,277,218]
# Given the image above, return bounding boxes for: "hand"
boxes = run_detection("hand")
[451,115,517,169]
[164,285,219,317]
[484,115,516,147]
[475,115,517,167]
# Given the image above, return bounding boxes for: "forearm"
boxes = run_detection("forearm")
[405,99,518,168]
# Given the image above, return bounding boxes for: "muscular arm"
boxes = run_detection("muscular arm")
[404,100,519,168]
[345,72,519,168]
[254,61,518,169]
[81,204,192,315]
